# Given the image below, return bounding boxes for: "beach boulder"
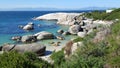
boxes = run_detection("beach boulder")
[21,35,37,43]
[57,29,64,34]
[2,43,46,56]
[34,31,55,40]
[23,22,34,30]
[69,25,82,34]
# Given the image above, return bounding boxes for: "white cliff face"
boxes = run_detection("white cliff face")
[35,13,81,25]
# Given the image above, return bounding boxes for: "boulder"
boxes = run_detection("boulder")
[2,43,46,56]
[2,44,15,51]
[64,41,73,58]
[69,25,82,34]
[57,29,64,34]
[23,22,34,30]
[34,31,55,40]
[56,36,65,40]
[77,32,86,38]
[11,36,21,41]
[64,41,83,58]
[62,31,71,35]
[21,35,37,43]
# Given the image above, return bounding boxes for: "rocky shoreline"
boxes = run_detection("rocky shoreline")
[0,12,114,62]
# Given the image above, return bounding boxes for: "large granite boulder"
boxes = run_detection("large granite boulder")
[2,43,46,56]
[23,22,34,30]
[34,31,55,40]
[69,25,82,34]
[21,35,37,43]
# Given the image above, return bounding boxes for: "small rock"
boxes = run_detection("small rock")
[18,25,24,29]
[23,22,34,31]
[57,29,64,34]
[56,36,65,40]
[62,31,71,35]
[52,42,60,46]
[77,32,86,38]
[11,36,21,41]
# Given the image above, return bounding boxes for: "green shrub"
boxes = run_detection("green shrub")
[51,50,65,66]
[0,51,52,68]
[73,37,84,42]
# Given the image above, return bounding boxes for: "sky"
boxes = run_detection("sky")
[0,0,120,9]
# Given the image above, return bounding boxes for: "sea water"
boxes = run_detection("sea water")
[0,11,91,46]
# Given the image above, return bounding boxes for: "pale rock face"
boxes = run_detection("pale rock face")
[69,25,82,34]
[35,13,82,25]
[93,20,113,26]
[77,32,86,38]
[71,42,83,55]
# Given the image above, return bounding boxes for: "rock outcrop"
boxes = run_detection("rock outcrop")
[34,31,55,40]
[2,43,46,56]
[69,25,83,34]
[35,13,82,25]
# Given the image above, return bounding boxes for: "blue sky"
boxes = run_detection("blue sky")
[0,0,120,9]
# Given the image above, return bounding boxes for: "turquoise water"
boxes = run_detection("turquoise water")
[0,11,91,46]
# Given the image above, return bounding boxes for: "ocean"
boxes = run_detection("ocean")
[0,10,93,45]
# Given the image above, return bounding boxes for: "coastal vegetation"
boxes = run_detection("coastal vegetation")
[0,8,120,68]
[0,51,53,68]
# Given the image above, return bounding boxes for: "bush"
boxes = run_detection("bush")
[0,51,52,68]
[50,50,65,66]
